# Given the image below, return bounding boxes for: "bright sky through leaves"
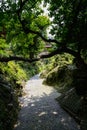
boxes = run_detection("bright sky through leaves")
[40,1,54,38]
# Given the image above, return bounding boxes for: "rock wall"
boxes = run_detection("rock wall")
[0,74,19,130]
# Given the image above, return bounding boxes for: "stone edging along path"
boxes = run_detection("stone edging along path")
[14,74,80,130]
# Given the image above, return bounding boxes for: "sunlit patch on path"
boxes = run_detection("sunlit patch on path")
[14,74,80,130]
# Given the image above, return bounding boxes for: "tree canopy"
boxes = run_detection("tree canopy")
[0,0,87,68]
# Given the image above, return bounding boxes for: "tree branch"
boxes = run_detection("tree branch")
[0,47,78,62]
[17,0,29,13]
[40,47,78,58]
[16,0,61,45]
[17,14,61,44]
[17,10,60,44]
[40,48,63,58]
[0,56,40,62]
[26,29,60,44]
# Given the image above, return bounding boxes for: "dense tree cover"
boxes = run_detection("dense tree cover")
[0,1,87,129]
[0,0,87,68]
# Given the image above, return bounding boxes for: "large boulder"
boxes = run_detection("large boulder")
[43,65,74,93]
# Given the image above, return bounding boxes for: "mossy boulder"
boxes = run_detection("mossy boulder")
[43,65,75,93]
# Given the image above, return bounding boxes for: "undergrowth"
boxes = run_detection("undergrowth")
[0,61,41,130]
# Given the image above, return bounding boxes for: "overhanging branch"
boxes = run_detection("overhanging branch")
[0,56,40,62]
[27,29,60,44]
[40,47,64,58]
[0,47,78,62]
[40,47,78,58]
[17,12,60,44]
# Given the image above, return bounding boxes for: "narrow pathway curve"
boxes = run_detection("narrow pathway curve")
[14,74,80,130]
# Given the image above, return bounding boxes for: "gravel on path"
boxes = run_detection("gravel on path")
[14,74,80,130]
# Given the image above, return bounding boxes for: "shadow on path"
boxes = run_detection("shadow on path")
[14,75,80,130]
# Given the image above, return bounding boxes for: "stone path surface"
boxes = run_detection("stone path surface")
[14,74,80,130]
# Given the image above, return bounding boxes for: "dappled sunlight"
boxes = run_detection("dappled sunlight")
[38,111,47,117]
[14,75,80,130]
[14,121,20,129]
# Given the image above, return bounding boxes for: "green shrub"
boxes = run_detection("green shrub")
[40,53,74,78]
[0,62,28,130]
[7,61,28,86]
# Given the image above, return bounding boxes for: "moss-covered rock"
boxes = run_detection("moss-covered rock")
[40,53,74,78]
[43,65,74,93]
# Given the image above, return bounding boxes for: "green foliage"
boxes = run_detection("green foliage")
[41,53,74,92]
[0,38,11,56]
[35,15,50,31]
[0,62,28,88]
[0,60,41,130]
[41,53,74,76]
[0,1,87,128]
[44,0,87,63]
[5,15,50,58]
[7,61,28,85]
[0,0,87,64]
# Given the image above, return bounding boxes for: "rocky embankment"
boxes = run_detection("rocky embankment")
[43,65,87,130]
[0,74,19,130]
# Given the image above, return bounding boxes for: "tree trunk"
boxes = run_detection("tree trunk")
[74,55,87,69]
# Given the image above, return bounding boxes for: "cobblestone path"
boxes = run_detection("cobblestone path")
[14,74,80,130]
